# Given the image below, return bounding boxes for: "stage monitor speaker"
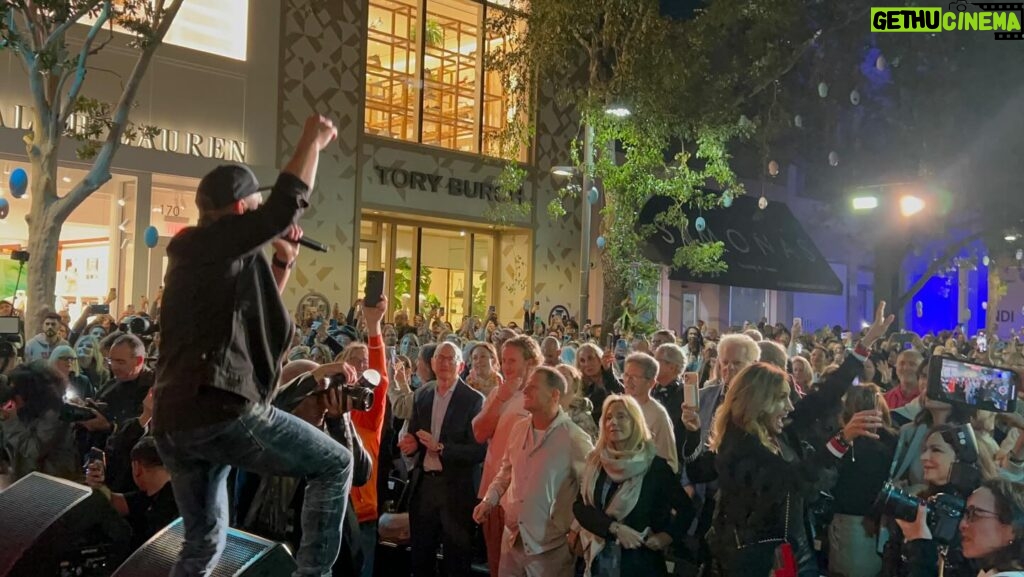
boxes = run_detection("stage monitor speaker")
[112,518,297,577]
[0,472,132,577]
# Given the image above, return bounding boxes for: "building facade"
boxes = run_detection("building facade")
[0,0,584,328]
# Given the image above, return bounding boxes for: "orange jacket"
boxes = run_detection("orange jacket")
[351,334,389,523]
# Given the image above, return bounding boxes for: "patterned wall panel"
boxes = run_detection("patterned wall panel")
[530,79,584,322]
[499,230,532,325]
[278,0,366,310]
[277,0,581,319]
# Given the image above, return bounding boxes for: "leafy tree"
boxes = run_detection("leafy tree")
[487,0,874,334]
[490,0,1024,334]
[1,0,185,330]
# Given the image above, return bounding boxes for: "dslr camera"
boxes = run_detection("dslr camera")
[119,315,158,337]
[876,424,981,545]
[876,482,965,545]
[0,381,100,422]
[325,369,381,412]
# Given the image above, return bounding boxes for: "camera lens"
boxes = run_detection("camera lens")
[876,482,922,522]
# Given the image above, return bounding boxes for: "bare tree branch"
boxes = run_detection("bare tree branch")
[739,4,870,106]
[58,0,112,126]
[57,0,186,220]
[42,0,104,52]
[895,231,983,312]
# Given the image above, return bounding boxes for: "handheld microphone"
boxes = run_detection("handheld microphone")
[297,235,329,253]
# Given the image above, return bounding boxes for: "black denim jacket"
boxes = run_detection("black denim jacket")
[152,173,309,432]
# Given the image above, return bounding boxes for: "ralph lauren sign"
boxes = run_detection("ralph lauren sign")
[373,165,525,204]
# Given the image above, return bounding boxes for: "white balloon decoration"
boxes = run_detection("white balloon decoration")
[850,89,861,105]
[828,151,839,167]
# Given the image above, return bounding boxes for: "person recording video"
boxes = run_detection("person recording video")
[151,114,354,577]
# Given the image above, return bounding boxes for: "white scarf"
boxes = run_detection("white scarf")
[578,441,656,577]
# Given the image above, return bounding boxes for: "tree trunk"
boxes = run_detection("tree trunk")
[24,148,62,334]
[600,252,629,344]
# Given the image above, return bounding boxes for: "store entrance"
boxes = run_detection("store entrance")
[358,215,503,324]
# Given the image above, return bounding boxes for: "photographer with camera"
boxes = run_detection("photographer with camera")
[881,424,999,576]
[239,357,375,576]
[80,334,154,442]
[0,362,79,481]
[895,479,1024,577]
[151,114,354,577]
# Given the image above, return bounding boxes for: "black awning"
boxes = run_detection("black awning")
[637,194,843,295]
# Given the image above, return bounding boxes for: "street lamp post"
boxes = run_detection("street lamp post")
[579,124,595,325]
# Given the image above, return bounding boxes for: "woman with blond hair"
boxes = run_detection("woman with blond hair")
[573,395,693,577]
[74,334,108,391]
[698,361,884,576]
[49,344,95,401]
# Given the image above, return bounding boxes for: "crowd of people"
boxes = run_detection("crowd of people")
[2,290,1023,577]
[0,117,1021,577]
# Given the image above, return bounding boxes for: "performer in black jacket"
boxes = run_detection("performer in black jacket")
[152,115,352,577]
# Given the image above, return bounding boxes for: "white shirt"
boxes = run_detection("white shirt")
[483,410,593,555]
[639,397,679,473]
[477,389,529,498]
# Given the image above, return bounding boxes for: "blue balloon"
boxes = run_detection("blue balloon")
[143,225,159,248]
[596,236,606,249]
[0,198,8,220]
[587,187,600,205]
[9,168,28,199]
[722,191,733,208]
[695,216,706,232]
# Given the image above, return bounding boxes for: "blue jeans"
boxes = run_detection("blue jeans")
[154,402,353,577]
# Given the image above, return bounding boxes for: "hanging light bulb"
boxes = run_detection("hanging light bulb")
[876,54,887,71]
[850,89,861,105]
[828,151,839,167]
[1017,249,1023,261]
[818,82,829,98]
[768,160,780,177]
[758,196,768,210]
[983,255,991,267]
[793,115,803,128]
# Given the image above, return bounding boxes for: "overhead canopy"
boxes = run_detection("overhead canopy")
[637,194,843,295]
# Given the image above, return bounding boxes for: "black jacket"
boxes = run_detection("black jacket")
[584,368,624,425]
[153,173,309,433]
[651,379,685,463]
[405,380,486,513]
[687,354,863,577]
[573,456,694,577]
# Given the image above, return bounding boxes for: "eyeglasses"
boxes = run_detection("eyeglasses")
[963,505,1000,523]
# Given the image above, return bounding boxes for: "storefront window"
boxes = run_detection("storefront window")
[365,0,528,160]
[360,215,515,323]
[0,160,136,320]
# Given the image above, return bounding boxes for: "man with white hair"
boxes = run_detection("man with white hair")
[622,352,679,473]
[678,334,761,566]
[399,341,486,577]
